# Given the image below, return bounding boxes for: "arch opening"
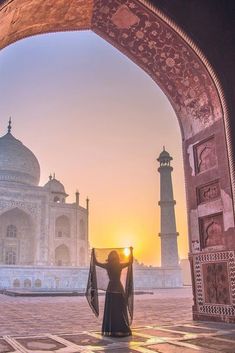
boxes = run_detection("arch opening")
[0,0,234,323]
[0,207,35,265]
[55,244,70,266]
[55,215,70,238]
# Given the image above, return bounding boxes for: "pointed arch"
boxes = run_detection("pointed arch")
[55,244,70,266]
[0,207,35,265]
[0,0,234,323]
[55,215,70,238]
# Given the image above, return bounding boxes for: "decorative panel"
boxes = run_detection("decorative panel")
[193,251,235,317]
[199,213,224,249]
[194,137,217,173]
[197,180,220,204]
[203,262,230,304]
[111,4,140,29]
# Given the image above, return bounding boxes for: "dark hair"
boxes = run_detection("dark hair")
[107,250,120,263]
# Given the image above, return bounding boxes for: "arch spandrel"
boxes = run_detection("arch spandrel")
[0,0,94,50]
[0,0,225,139]
[91,0,223,140]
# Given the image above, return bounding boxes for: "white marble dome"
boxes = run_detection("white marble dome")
[44,177,66,194]
[0,132,40,186]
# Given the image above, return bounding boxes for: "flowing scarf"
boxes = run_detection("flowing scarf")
[86,247,134,324]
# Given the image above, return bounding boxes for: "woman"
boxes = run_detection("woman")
[86,248,133,337]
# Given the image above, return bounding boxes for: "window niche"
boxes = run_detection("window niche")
[55,215,70,238]
[6,225,17,238]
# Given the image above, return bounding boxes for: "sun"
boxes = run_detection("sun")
[124,247,131,257]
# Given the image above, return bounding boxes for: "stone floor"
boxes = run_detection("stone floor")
[0,287,235,352]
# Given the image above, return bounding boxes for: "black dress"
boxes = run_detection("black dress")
[102,262,132,337]
[86,248,133,337]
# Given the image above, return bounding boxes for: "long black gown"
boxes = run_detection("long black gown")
[86,248,133,337]
[101,261,132,337]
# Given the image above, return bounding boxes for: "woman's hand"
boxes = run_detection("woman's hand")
[92,248,98,265]
[130,247,134,263]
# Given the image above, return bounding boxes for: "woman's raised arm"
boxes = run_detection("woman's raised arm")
[92,249,107,269]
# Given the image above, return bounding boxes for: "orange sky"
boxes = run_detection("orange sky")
[0,31,188,266]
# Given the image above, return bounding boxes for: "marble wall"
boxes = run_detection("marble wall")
[0,265,182,290]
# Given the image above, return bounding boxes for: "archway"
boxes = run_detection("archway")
[0,0,234,323]
[55,244,70,266]
[0,207,35,265]
[55,215,70,238]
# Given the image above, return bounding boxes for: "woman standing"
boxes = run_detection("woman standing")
[86,247,133,337]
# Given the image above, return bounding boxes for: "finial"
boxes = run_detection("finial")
[163,146,165,151]
[76,190,80,206]
[49,174,52,181]
[8,117,12,133]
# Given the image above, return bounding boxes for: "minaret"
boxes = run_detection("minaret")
[157,147,179,268]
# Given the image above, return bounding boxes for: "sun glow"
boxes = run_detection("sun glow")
[124,247,131,257]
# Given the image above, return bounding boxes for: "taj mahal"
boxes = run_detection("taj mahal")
[0,120,90,289]
[0,120,182,291]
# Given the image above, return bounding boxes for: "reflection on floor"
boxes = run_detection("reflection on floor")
[2,322,235,353]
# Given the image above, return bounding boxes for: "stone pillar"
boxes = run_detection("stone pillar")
[157,148,179,268]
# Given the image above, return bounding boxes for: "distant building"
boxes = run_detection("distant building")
[157,147,180,268]
[132,148,183,289]
[0,120,89,285]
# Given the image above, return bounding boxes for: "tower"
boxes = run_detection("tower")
[157,147,179,268]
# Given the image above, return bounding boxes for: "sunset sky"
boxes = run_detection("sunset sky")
[0,30,188,266]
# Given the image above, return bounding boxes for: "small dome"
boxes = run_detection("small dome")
[0,132,40,186]
[157,147,172,162]
[44,176,66,195]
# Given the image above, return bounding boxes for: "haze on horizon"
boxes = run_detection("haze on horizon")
[0,30,188,266]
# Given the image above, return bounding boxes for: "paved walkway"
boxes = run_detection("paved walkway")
[0,287,235,352]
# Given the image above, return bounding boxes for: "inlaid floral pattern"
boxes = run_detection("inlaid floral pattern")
[92,0,223,139]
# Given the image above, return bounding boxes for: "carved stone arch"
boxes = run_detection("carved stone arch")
[0,0,235,322]
[0,206,34,224]
[13,278,20,288]
[55,215,70,238]
[0,201,38,220]
[55,244,70,266]
[0,207,35,265]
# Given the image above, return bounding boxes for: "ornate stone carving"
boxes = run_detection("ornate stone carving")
[111,4,140,29]
[0,199,38,219]
[197,180,220,204]
[203,262,230,305]
[194,137,217,173]
[92,0,223,139]
[199,213,224,249]
[193,251,235,317]
[0,0,93,50]
[192,240,200,252]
